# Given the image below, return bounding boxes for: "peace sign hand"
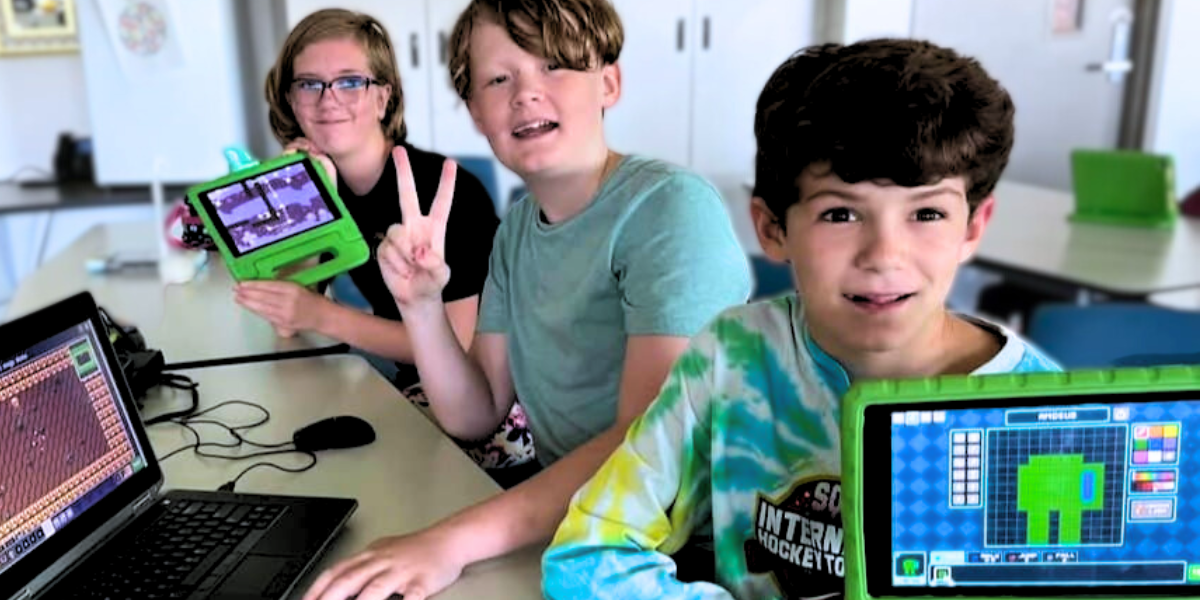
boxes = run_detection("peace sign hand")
[379,146,457,311]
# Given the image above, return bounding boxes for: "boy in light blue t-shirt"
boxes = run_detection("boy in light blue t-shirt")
[481,154,750,465]
[300,1,750,599]
[544,39,1062,600]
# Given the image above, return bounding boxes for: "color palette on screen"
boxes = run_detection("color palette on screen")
[1132,423,1180,465]
[1130,469,1177,493]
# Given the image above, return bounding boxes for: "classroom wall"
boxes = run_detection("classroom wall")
[1145,0,1200,196]
[816,0,914,43]
[0,54,95,316]
[77,0,250,185]
[0,54,90,180]
[0,54,152,315]
[0,5,288,183]
[843,0,915,41]
[3,2,1194,193]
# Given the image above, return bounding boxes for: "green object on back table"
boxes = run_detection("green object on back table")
[1070,149,1177,229]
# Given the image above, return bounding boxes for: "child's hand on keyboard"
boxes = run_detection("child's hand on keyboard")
[303,525,463,600]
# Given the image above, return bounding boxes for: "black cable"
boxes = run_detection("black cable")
[155,419,297,462]
[145,375,320,491]
[96,313,336,492]
[218,453,318,492]
[142,374,200,425]
[155,419,206,462]
[185,418,292,449]
[160,344,351,371]
[186,400,290,446]
[153,400,291,458]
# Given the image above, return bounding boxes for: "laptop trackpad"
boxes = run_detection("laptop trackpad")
[213,555,306,599]
[253,504,336,556]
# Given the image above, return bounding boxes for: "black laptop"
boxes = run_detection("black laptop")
[0,292,356,600]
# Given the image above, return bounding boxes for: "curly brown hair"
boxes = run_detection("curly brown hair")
[264,9,407,146]
[753,39,1015,223]
[447,0,624,101]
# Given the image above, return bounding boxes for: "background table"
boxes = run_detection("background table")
[975,181,1200,302]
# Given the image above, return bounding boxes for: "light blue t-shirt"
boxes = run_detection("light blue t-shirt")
[478,155,752,464]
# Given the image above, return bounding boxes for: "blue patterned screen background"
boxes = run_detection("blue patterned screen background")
[889,398,1200,586]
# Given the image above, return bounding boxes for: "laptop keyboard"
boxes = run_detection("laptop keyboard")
[63,498,286,600]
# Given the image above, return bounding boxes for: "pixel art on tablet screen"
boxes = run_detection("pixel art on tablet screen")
[889,401,1200,588]
[202,161,336,256]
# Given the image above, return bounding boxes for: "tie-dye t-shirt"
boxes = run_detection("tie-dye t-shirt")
[543,294,1060,600]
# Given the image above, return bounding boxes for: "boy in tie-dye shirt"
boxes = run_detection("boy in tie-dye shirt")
[543,39,1061,599]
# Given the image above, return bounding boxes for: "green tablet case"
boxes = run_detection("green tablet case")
[1070,150,1177,229]
[843,366,1200,600]
[186,153,369,287]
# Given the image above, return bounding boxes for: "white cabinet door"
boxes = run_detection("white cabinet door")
[691,0,815,198]
[283,0,434,148]
[912,0,1137,190]
[425,0,494,156]
[605,0,694,168]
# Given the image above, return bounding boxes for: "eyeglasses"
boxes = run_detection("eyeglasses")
[289,75,384,106]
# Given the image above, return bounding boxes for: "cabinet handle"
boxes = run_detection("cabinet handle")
[702,16,710,50]
[439,31,448,65]
[676,18,685,52]
[410,33,420,68]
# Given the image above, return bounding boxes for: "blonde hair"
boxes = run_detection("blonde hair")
[447,0,624,101]
[265,9,407,145]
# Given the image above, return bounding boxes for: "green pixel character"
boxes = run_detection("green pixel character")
[1017,454,1105,544]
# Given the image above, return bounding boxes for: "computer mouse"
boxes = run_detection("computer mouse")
[292,415,376,452]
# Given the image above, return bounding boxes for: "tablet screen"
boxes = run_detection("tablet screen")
[199,159,341,257]
[862,391,1200,596]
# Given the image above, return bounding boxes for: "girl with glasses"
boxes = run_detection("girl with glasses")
[241,8,535,479]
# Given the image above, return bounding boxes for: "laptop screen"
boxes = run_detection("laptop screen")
[864,391,1200,595]
[0,318,150,579]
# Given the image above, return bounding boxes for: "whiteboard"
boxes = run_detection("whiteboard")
[77,0,249,185]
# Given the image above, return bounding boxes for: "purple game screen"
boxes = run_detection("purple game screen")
[888,400,1200,589]
[203,162,336,256]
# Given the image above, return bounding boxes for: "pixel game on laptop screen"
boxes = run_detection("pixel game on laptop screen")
[887,399,1200,589]
[200,160,339,257]
[0,320,148,578]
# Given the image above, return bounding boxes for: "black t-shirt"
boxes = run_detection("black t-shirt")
[334,143,499,322]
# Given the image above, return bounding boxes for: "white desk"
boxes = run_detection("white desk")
[977,181,1200,301]
[9,222,544,598]
[143,355,542,599]
[1147,289,1200,312]
[0,183,189,304]
[7,222,339,363]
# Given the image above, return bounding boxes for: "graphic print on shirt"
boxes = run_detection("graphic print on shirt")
[744,476,844,600]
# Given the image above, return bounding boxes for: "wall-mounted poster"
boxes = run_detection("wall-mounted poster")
[0,0,79,55]
[95,0,183,79]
